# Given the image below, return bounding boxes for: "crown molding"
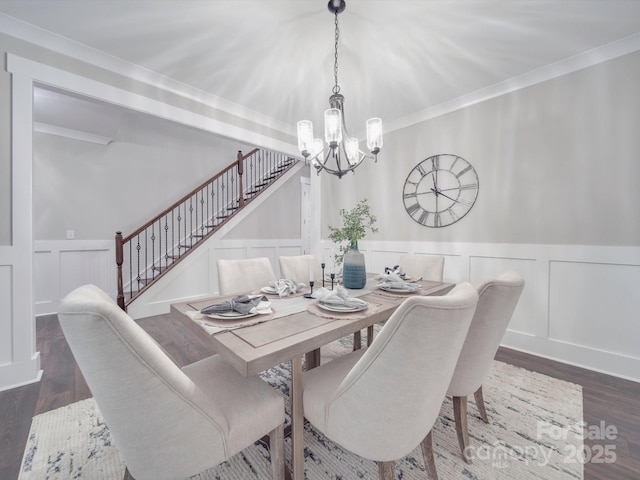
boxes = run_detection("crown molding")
[385,32,640,134]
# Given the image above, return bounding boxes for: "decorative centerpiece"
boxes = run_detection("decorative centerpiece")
[328,198,378,289]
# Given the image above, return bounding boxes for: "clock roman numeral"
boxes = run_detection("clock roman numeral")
[406,202,421,215]
[418,210,430,225]
[459,183,478,190]
[403,192,417,199]
[416,164,427,177]
[434,212,441,227]
[431,155,440,170]
[456,165,472,178]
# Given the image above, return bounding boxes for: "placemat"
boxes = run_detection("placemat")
[306,299,386,320]
[188,309,275,329]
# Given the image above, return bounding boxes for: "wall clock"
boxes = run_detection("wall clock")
[402,154,479,228]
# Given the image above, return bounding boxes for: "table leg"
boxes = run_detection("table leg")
[304,348,321,370]
[353,330,362,350]
[292,355,304,480]
[367,325,375,347]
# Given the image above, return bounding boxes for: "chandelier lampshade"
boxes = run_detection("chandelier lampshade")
[297,0,382,178]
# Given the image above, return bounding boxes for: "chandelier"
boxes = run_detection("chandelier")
[297,0,383,178]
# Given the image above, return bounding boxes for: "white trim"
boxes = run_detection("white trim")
[33,121,113,145]
[0,69,42,391]
[0,13,295,137]
[385,32,640,133]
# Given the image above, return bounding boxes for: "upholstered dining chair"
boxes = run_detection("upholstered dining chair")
[446,271,525,463]
[279,254,323,285]
[301,283,479,480]
[57,284,285,480]
[397,253,445,281]
[217,256,277,295]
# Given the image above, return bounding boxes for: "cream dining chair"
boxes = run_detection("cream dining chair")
[57,284,285,480]
[217,256,277,295]
[301,283,479,480]
[397,253,445,281]
[279,254,323,285]
[446,271,525,463]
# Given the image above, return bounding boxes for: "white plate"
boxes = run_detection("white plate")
[317,301,368,313]
[206,311,258,320]
[261,286,278,295]
[379,284,421,293]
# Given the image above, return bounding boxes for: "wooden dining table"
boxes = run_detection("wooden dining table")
[171,278,454,480]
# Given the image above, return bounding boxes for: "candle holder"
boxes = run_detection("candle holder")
[330,273,335,290]
[321,263,326,288]
[304,280,315,299]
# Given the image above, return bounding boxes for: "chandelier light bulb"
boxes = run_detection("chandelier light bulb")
[366,118,383,155]
[324,108,342,146]
[297,120,314,156]
[345,137,359,166]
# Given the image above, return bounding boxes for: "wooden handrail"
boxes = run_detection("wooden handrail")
[122,148,259,243]
[115,147,297,311]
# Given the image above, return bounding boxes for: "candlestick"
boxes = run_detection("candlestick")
[330,273,335,291]
[321,263,326,288]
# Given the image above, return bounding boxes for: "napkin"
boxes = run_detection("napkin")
[311,286,368,309]
[200,295,272,316]
[268,279,305,297]
[377,273,422,291]
[384,265,405,277]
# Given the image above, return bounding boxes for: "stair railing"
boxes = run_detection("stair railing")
[115,148,298,310]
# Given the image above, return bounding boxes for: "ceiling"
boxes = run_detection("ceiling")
[2,0,640,141]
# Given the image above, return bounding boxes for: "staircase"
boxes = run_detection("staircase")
[115,148,298,310]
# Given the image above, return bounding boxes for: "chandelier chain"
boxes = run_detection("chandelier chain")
[333,11,340,94]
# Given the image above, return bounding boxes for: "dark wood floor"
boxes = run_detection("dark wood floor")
[1,313,639,480]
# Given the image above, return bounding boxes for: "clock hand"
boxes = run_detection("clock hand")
[436,190,464,204]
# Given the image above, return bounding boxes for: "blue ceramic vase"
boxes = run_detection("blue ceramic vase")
[342,242,366,289]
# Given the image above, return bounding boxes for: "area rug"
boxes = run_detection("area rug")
[20,338,583,480]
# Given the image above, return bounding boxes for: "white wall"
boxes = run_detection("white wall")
[33,110,257,241]
[321,50,640,246]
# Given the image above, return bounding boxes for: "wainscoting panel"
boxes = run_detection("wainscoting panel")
[549,260,640,359]
[34,240,114,315]
[32,236,640,381]
[361,241,640,382]
[469,256,538,336]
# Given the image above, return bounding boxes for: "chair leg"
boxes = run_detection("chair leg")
[453,396,472,464]
[269,423,285,480]
[123,467,135,480]
[377,460,395,480]
[420,430,438,480]
[474,385,489,423]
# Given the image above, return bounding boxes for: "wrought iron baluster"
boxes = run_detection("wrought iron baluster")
[164,215,169,269]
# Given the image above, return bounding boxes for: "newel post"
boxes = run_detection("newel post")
[237,150,245,208]
[115,231,125,311]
